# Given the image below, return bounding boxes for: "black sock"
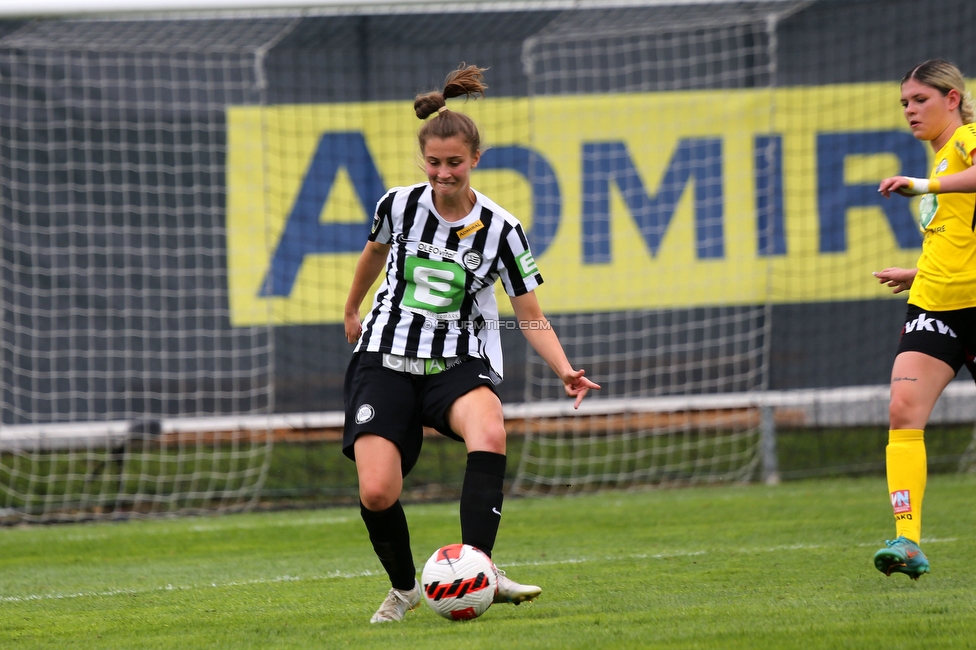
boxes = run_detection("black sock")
[360,500,416,590]
[459,451,506,558]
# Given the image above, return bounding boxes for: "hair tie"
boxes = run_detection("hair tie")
[437,106,449,115]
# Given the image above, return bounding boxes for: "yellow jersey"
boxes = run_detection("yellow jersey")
[910,123,976,311]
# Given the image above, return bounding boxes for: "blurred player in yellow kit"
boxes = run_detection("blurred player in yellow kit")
[875,59,976,579]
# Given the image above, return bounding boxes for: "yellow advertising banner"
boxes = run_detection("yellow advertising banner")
[227,84,925,326]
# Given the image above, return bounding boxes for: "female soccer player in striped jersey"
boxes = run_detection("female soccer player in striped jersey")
[874,59,976,580]
[342,64,600,622]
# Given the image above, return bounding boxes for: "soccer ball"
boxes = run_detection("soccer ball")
[421,543,496,620]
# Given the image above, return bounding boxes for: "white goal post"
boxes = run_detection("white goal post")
[0,0,808,18]
[0,12,291,522]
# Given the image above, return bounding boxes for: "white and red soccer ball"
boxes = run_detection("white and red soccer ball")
[421,543,496,620]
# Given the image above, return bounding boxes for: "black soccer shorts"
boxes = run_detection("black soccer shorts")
[342,352,497,476]
[896,303,976,378]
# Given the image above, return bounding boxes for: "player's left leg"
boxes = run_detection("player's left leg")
[448,385,506,553]
[874,424,930,579]
[424,360,541,605]
[874,351,953,579]
[446,384,541,604]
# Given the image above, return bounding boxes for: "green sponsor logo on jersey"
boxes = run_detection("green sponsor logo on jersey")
[918,194,937,231]
[403,257,466,314]
[516,250,538,278]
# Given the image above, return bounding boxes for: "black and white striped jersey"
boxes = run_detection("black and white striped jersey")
[354,182,543,381]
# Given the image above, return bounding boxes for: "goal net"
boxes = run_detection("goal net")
[0,17,291,522]
[4,0,976,520]
[511,3,802,494]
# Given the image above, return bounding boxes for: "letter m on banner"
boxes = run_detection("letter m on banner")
[261,132,384,297]
[582,139,724,263]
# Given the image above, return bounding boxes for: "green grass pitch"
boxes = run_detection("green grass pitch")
[3,475,976,649]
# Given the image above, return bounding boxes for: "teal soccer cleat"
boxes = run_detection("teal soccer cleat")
[873,536,930,580]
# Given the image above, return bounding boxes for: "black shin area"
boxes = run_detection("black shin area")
[459,451,506,558]
[360,500,416,590]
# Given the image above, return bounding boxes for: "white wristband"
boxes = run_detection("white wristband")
[904,177,940,194]
[904,177,928,194]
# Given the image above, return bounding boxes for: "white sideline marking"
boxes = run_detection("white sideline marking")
[0,570,380,604]
[1,538,959,604]
[188,515,352,532]
[497,537,958,569]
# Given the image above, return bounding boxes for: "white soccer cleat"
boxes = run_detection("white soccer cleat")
[491,564,542,604]
[370,579,423,623]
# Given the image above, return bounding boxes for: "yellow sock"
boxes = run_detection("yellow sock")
[886,429,926,544]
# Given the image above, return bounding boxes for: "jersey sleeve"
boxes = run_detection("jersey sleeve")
[952,124,976,167]
[367,189,396,244]
[495,221,544,297]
